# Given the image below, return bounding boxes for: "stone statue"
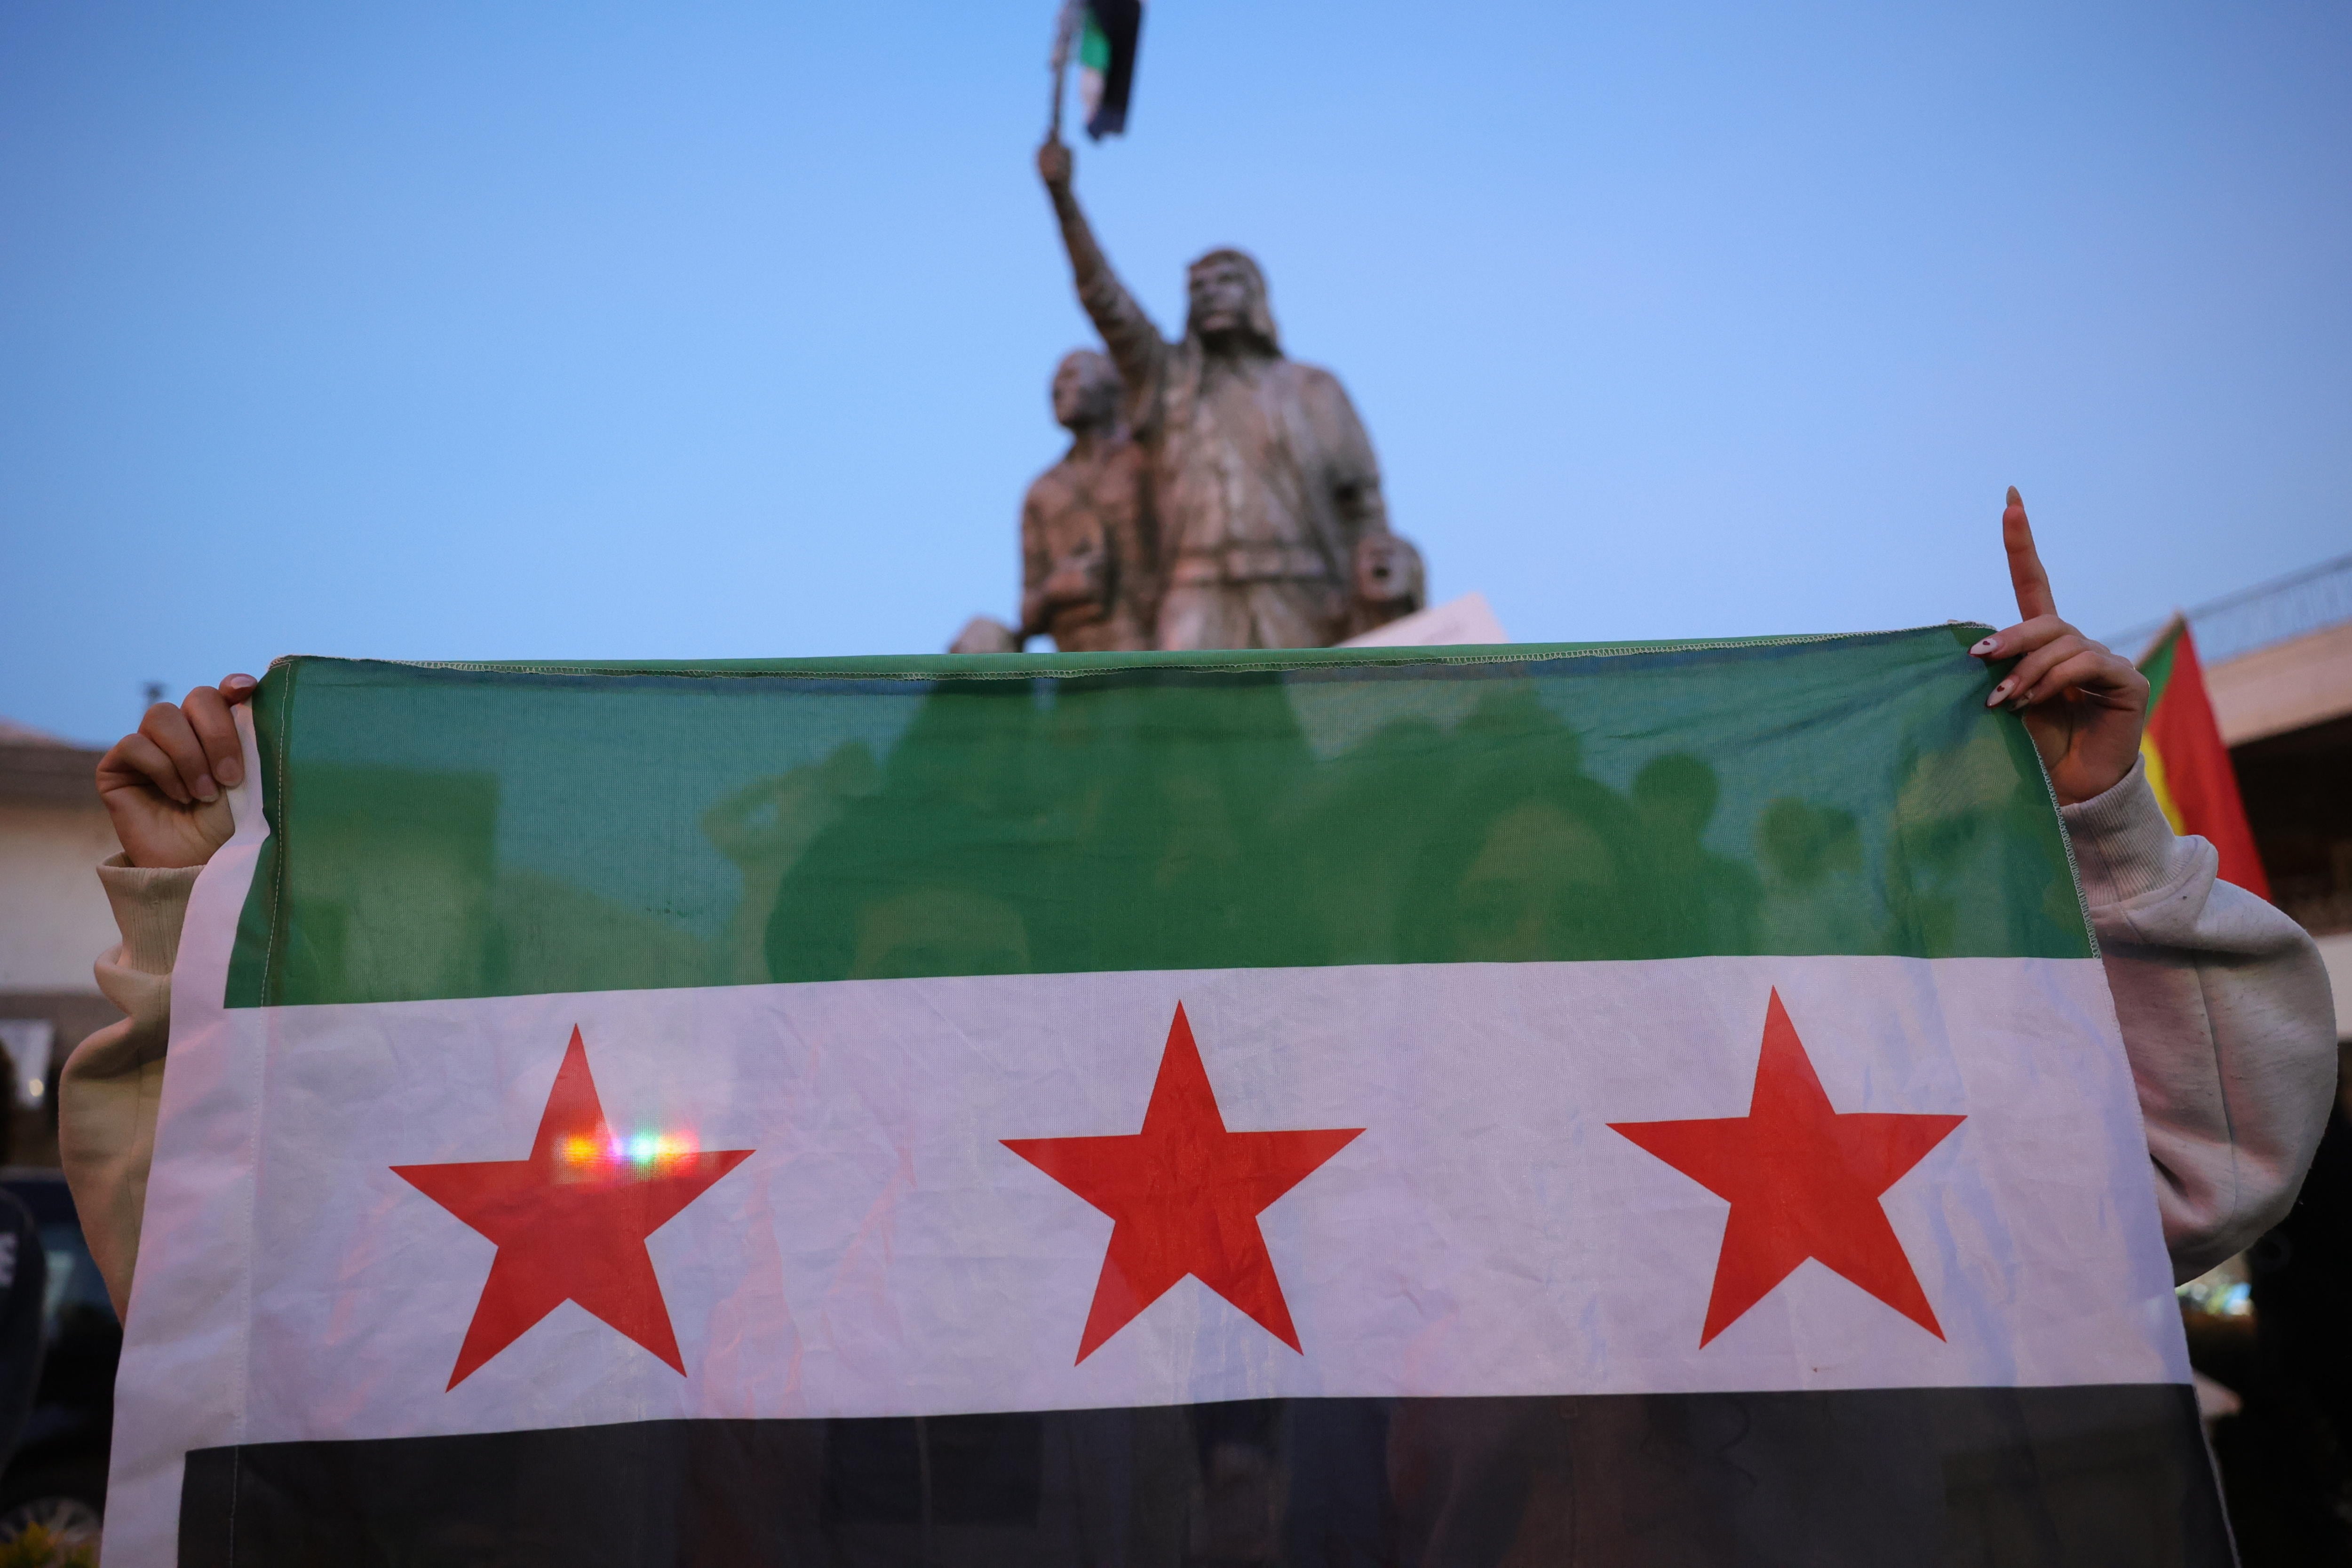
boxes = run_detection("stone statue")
[947,615,1021,655]
[1343,533,1427,641]
[1018,350,1157,651]
[944,350,1157,655]
[1038,136,1421,650]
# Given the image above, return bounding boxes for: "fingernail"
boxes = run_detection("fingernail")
[2006,486,2022,507]
[193,774,219,802]
[1970,637,1998,656]
[223,675,256,693]
[1986,681,2011,706]
[217,756,243,787]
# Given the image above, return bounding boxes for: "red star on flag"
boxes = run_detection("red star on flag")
[393,1027,754,1388]
[1004,1003,1363,1363]
[1610,988,1964,1346]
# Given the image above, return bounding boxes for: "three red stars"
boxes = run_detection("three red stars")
[1004,1003,1363,1363]
[1611,988,1963,1346]
[398,992,1957,1387]
[393,1027,754,1388]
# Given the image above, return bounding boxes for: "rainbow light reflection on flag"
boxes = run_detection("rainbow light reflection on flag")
[557,1130,701,1174]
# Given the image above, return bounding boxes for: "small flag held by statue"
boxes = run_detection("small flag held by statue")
[1053,0,1144,141]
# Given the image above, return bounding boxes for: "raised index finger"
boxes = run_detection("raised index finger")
[2002,486,2058,622]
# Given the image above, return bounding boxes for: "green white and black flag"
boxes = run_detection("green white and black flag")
[1078,0,1143,139]
[111,632,2227,1564]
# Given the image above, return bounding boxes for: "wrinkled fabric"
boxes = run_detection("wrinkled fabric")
[76,641,2334,1568]
[63,702,2338,1331]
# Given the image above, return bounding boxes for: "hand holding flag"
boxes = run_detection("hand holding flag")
[1038,135,1073,193]
[1970,488,2151,806]
[96,674,258,869]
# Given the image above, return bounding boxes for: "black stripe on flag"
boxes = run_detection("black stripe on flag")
[179,1386,2227,1566]
[1084,0,1142,140]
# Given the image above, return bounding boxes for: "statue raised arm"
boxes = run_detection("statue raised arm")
[1036,136,1418,651]
[1038,138,1168,431]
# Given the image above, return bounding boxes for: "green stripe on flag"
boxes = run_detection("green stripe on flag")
[223,627,2087,1009]
[2137,620,2181,708]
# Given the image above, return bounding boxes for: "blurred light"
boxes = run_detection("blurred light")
[2176,1257,2257,1318]
[554,1125,703,1177]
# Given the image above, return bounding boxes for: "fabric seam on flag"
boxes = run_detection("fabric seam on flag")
[2038,754,2103,963]
[283,622,1998,685]
[226,707,275,1499]
[240,769,272,1472]
[254,661,297,1007]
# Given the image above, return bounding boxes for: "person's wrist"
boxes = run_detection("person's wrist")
[117,812,230,871]
[2078,736,2143,806]
[102,811,164,871]
[123,842,207,871]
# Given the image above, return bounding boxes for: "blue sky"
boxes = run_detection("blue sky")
[5,1,2347,745]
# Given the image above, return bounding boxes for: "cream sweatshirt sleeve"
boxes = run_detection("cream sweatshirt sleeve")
[2061,758,2340,1281]
[60,855,199,1320]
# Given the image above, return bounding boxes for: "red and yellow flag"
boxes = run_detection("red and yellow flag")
[2136,619,2270,897]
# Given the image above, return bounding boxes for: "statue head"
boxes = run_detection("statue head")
[1185,248,1279,354]
[1352,533,1425,614]
[1049,349,1122,434]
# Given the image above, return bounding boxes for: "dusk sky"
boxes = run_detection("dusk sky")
[6,1,2347,744]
